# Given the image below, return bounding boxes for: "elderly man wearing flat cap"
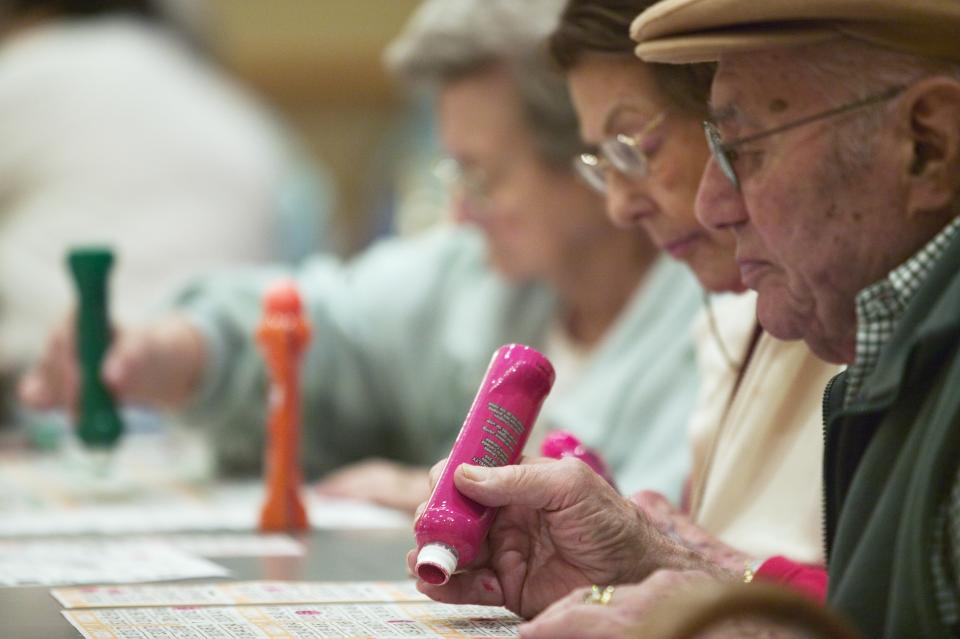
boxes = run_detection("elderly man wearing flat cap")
[411,1,960,637]
[634,0,960,637]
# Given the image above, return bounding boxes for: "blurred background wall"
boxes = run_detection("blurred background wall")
[203,0,428,254]
[0,0,441,422]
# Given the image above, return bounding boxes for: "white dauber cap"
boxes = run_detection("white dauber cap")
[416,543,458,585]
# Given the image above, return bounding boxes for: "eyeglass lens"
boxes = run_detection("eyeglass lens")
[703,122,739,188]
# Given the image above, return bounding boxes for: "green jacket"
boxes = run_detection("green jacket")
[824,232,960,638]
[174,226,702,501]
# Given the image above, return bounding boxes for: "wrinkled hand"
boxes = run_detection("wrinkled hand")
[18,314,205,412]
[408,458,717,619]
[314,459,430,513]
[631,491,753,574]
[519,569,719,639]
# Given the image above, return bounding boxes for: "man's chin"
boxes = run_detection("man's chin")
[756,288,853,363]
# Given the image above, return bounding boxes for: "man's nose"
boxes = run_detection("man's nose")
[695,158,749,232]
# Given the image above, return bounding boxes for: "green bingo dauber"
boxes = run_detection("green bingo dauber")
[68,248,124,458]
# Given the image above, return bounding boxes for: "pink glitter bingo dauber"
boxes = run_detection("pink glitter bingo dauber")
[541,430,618,490]
[414,344,555,585]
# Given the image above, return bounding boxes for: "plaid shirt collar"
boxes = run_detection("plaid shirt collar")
[845,216,960,405]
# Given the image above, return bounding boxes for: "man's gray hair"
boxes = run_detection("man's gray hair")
[800,38,960,102]
[385,0,583,167]
[794,38,960,171]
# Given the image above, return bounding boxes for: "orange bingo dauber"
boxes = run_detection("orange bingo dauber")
[257,281,310,532]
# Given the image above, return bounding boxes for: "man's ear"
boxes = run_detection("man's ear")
[899,77,960,219]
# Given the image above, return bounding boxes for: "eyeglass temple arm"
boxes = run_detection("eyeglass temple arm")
[722,85,905,150]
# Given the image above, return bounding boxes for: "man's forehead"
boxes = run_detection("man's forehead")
[708,59,755,125]
[710,52,816,124]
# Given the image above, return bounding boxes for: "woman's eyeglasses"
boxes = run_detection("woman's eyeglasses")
[574,113,666,194]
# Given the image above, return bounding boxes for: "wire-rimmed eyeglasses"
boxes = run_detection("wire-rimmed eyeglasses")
[574,112,666,194]
[704,85,906,190]
[434,157,492,208]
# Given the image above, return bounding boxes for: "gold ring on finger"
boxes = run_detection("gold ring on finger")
[583,584,615,605]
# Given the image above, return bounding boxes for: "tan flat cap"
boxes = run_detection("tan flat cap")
[631,0,960,64]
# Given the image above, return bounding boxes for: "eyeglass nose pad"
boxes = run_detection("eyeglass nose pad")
[702,122,740,190]
[719,162,739,190]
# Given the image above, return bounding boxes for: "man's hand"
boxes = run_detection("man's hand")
[314,459,430,513]
[518,570,719,639]
[18,314,205,412]
[407,458,723,619]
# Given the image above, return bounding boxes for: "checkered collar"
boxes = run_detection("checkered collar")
[845,216,960,405]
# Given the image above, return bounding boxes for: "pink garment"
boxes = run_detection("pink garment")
[756,555,828,602]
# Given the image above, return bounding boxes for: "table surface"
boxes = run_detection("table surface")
[0,528,416,638]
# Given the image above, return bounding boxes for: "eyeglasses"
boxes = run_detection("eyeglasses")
[434,157,492,207]
[704,85,906,190]
[574,112,666,194]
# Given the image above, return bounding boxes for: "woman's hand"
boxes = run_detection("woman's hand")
[19,314,205,412]
[518,570,719,639]
[314,459,429,513]
[631,490,755,574]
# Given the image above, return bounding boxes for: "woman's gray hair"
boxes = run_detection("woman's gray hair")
[385,0,584,168]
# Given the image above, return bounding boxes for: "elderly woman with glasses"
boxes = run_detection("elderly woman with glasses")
[308,0,705,508]
[20,0,702,513]
[409,1,844,636]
